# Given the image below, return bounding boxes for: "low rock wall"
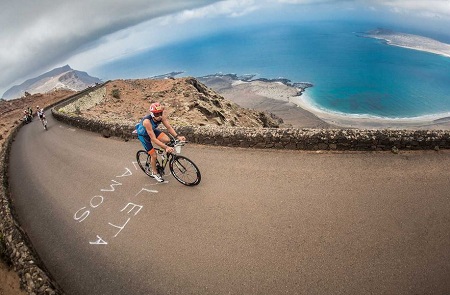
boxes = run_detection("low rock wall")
[52,109,450,151]
[178,126,450,151]
[57,87,106,113]
[0,85,108,295]
[1,122,62,294]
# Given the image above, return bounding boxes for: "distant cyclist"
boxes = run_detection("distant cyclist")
[36,106,47,130]
[135,102,185,182]
[23,108,32,123]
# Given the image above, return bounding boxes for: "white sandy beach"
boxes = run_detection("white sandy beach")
[200,75,337,129]
[200,75,450,130]
[294,92,450,130]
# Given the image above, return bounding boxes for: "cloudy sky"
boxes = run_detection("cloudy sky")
[1,0,450,96]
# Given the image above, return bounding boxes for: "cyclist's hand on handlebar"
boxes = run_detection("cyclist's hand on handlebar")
[165,146,174,154]
[177,135,186,142]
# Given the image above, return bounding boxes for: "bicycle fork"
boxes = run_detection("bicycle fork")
[172,157,188,174]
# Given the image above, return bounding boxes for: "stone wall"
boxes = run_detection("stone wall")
[52,108,450,152]
[0,86,108,295]
[176,126,450,151]
[1,119,62,294]
[57,87,106,113]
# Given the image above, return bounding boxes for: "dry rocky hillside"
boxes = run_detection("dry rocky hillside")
[74,77,282,128]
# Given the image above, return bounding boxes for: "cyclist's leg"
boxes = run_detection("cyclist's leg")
[137,134,158,174]
[155,130,170,145]
[151,130,169,174]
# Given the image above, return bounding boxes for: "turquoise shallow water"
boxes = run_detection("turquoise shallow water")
[94,21,450,120]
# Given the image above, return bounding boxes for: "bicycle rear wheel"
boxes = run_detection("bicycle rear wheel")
[136,150,152,177]
[169,155,201,186]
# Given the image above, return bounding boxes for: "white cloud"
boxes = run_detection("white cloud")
[161,0,261,25]
[275,0,450,19]
[376,0,450,18]
[0,0,220,97]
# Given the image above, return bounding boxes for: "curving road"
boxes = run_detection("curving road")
[9,111,450,294]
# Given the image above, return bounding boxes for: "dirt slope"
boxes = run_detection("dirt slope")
[78,77,282,128]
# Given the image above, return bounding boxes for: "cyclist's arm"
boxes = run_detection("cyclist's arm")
[161,116,185,141]
[143,119,170,150]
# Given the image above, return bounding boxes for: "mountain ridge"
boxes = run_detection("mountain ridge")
[2,65,102,100]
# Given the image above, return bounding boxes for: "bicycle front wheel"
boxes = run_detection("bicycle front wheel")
[136,150,152,177]
[170,155,201,186]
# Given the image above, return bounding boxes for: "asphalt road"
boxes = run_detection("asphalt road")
[9,111,450,294]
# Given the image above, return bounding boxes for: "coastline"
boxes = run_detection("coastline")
[198,74,337,129]
[295,92,450,130]
[362,29,450,59]
[198,73,450,130]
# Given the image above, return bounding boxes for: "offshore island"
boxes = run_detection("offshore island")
[364,28,450,58]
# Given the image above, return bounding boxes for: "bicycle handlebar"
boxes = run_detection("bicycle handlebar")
[168,139,187,147]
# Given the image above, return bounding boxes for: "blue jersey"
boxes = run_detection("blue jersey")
[136,114,162,137]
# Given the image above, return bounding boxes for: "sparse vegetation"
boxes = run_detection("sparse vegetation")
[111,89,120,99]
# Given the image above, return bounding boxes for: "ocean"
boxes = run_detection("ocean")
[94,21,450,120]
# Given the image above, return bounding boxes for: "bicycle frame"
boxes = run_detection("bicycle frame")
[153,139,185,175]
[154,147,172,176]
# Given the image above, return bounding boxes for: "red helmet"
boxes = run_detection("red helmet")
[149,102,164,114]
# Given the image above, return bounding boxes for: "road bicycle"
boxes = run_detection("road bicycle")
[136,137,201,186]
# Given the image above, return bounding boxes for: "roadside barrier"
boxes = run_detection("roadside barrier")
[0,84,108,295]
[52,108,450,152]
[0,122,62,294]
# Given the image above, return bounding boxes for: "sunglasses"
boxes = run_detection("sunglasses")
[153,112,163,117]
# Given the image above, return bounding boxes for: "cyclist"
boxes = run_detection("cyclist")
[23,108,32,123]
[36,106,46,129]
[135,102,185,182]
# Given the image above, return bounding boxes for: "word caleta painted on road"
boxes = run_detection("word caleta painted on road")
[73,161,160,245]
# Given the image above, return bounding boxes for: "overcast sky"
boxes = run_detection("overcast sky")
[1,0,450,96]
